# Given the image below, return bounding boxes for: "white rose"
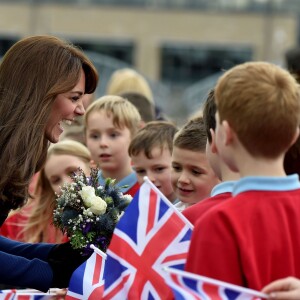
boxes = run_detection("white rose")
[79,186,96,207]
[123,194,133,202]
[90,196,107,215]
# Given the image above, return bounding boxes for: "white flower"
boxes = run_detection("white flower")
[79,186,96,207]
[90,196,107,215]
[123,194,133,202]
[80,185,108,215]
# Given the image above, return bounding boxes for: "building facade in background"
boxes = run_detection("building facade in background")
[0,0,298,121]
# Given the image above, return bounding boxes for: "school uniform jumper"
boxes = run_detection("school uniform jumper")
[185,175,300,290]
[98,171,140,197]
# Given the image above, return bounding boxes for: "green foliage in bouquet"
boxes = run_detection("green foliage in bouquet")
[53,167,132,255]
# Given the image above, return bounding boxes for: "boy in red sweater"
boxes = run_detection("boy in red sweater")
[185,62,300,290]
[182,89,239,225]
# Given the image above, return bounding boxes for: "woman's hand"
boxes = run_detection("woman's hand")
[262,277,300,299]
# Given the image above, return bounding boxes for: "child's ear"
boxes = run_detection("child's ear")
[290,126,300,147]
[210,129,218,154]
[139,120,146,129]
[222,120,234,146]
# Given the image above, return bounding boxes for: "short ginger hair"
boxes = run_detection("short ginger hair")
[215,61,300,158]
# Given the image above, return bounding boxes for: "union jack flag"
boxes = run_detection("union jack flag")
[0,291,54,300]
[0,290,16,300]
[65,245,106,300]
[164,267,268,300]
[103,178,193,300]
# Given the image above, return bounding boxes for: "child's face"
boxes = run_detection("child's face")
[85,110,132,176]
[171,146,219,204]
[45,154,90,195]
[131,146,176,202]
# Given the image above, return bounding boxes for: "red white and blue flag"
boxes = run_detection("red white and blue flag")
[164,267,268,300]
[0,290,55,300]
[102,178,193,300]
[65,245,106,300]
[0,290,16,300]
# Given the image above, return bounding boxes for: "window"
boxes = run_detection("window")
[72,39,134,65]
[0,37,19,57]
[161,43,253,85]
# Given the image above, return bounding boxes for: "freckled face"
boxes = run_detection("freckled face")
[45,69,86,143]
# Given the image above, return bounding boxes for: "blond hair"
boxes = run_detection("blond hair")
[215,61,300,158]
[22,140,91,243]
[85,95,142,137]
[106,68,154,104]
[129,121,178,158]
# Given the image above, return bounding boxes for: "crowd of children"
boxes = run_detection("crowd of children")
[185,61,300,298]
[2,57,300,299]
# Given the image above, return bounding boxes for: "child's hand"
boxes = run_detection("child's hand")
[55,288,67,299]
[261,277,300,299]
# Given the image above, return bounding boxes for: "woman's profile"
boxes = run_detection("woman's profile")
[0,35,98,291]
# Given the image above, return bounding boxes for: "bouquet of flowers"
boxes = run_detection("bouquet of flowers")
[53,167,132,255]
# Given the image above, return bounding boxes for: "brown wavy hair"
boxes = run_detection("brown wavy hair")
[0,35,98,215]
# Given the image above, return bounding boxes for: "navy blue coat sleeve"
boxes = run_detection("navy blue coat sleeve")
[0,236,55,291]
[0,236,55,261]
[0,250,53,292]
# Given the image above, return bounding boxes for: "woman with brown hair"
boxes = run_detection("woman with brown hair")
[0,35,98,291]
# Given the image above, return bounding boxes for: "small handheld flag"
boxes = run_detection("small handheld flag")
[102,177,193,299]
[164,267,268,300]
[66,244,106,300]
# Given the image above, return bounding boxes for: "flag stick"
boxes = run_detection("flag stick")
[90,244,107,259]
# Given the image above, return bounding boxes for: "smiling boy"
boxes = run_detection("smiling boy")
[171,117,220,212]
[129,121,178,202]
